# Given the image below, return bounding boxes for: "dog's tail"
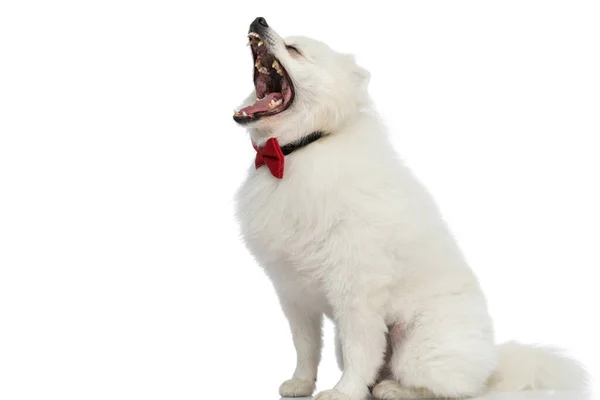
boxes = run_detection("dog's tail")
[486,341,589,391]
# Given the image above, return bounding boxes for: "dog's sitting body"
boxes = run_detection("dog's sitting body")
[233,17,588,400]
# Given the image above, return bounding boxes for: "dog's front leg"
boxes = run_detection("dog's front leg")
[315,298,387,400]
[277,295,323,398]
[315,274,387,400]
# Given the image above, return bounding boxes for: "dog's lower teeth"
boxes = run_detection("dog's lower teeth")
[242,111,248,117]
[269,99,283,109]
[259,67,269,74]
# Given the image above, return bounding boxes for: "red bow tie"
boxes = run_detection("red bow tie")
[253,137,285,179]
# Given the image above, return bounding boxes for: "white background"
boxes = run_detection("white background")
[1,1,599,399]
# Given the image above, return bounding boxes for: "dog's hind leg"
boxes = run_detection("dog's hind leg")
[381,296,496,399]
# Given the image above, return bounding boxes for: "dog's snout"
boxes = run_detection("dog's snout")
[250,17,269,33]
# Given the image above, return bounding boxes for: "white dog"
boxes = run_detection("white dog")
[232,18,588,400]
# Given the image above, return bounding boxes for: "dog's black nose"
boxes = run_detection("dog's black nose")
[256,17,268,27]
[250,17,269,33]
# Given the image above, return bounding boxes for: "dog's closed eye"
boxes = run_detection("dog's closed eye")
[285,44,302,56]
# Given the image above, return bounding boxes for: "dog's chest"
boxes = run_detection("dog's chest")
[236,168,340,283]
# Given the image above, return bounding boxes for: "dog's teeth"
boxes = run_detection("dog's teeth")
[234,109,240,115]
[255,58,261,68]
[248,32,260,38]
[258,41,263,46]
[242,111,248,117]
[272,60,283,75]
[259,66,269,74]
[268,99,283,108]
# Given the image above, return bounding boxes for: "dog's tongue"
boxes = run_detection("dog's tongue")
[239,92,281,116]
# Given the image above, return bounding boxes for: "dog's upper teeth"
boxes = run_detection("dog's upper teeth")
[248,32,260,38]
[272,60,283,75]
[258,41,263,46]
[234,110,241,115]
[255,58,262,68]
[259,66,269,74]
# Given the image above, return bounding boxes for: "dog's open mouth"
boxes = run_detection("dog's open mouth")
[233,32,295,124]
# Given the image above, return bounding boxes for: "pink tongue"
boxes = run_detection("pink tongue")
[239,92,282,116]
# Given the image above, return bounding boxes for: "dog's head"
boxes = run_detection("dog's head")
[233,18,371,144]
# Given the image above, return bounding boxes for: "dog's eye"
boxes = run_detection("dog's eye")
[285,45,301,55]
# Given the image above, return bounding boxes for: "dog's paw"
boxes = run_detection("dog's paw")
[372,380,419,400]
[279,378,316,397]
[313,389,350,400]
[372,380,400,399]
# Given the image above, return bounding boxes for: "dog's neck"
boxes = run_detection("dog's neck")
[250,126,327,148]
[277,131,325,154]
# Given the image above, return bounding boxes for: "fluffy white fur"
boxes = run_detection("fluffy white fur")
[233,24,589,400]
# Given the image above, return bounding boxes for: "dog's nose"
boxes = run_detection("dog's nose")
[250,17,269,33]
[256,17,268,27]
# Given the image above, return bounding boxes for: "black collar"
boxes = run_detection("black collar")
[279,131,325,156]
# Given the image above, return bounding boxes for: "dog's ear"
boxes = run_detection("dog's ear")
[346,54,371,91]
[354,64,371,91]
